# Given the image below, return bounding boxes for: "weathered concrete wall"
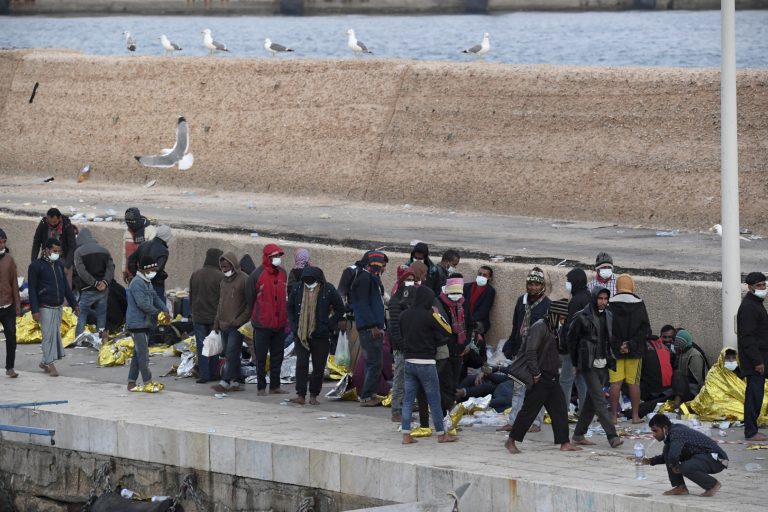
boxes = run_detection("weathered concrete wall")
[0,213,733,359]
[1,51,767,234]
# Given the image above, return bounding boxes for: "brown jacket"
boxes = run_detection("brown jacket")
[0,250,21,313]
[214,252,250,332]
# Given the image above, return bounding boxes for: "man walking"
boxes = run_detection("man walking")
[31,208,78,286]
[0,229,21,378]
[212,252,250,393]
[73,228,115,340]
[189,248,224,383]
[737,271,768,442]
[246,244,289,396]
[28,239,79,377]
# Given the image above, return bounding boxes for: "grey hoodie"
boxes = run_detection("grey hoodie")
[73,228,115,291]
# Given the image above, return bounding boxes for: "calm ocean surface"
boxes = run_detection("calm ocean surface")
[0,11,766,68]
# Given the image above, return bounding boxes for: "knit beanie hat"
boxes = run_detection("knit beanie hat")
[293,248,311,270]
[366,251,388,271]
[595,252,613,269]
[397,266,416,284]
[547,298,570,323]
[745,272,766,285]
[673,329,693,351]
[445,277,464,295]
[0,228,6,240]
[139,255,158,271]
[156,225,173,243]
[526,267,546,284]
[409,261,428,282]
[616,274,635,294]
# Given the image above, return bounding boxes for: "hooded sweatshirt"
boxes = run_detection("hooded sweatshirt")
[610,291,651,359]
[73,228,115,292]
[189,248,224,324]
[287,266,345,341]
[0,247,21,311]
[399,286,451,360]
[31,215,77,269]
[127,237,169,285]
[215,252,251,332]
[561,268,591,353]
[245,244,288,330]
[388,270,419,352]
[122,207,156,275]
[239,254,257,275]
[408,242,437,272]
[568,287,614,371]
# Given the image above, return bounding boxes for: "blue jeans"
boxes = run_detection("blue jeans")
[358,327,383,401]
[128,330,151,383]
[402,362,445,435]
[193,322,218,381]
[76,289,108,336]
[220,328,244,388]
[560,353,587,409]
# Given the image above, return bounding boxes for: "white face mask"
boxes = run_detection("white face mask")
[724,361,738,371]
[598,268,613,280]
[475,276,488,287]
[304,282,318,289]
[448,293,462,302]
[754,289,768,299]
[224,270,234,278]
[565,281,573,293]
[403,280,416,287]
[447,266,457,274]
[145,271,157,280]
[0,249,5,256]
[271,257,282,267]
[48,252,60,262]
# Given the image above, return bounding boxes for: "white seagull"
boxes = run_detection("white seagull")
[134,116,194,171]
[160,34,182,55]
[123,31,137,52]
[264,38,294,57]
[201,29,229,55]
[463,32,490,58]
[346,29,372,55]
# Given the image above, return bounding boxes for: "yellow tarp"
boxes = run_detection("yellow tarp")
[16,307,79,345]
[97,337,135,366]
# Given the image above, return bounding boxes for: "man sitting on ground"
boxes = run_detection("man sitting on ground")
[671,329,708,410]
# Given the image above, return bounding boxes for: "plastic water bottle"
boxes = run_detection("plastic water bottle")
[634,442,647,480]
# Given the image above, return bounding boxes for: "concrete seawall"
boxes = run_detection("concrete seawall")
[1,50,768,234]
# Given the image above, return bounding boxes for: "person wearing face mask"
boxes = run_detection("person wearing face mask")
[435,275,468,414]
[643,413,728,497]
[349,250,388,406]
[245,244,289,396]
[125,256,170,391]
[121,207,156,284]
[670,329,708,411]
[461,266,496,375]
[211,253,251,394]
[568,287,623,448]
[737,271,768,442]
[189,248,225,383]
[588,252,617,297]
[31,208,78,287]
[286,266,344,405]
[427,249,460,298]
[504,267,551,360]
[28,238,79,377]
[0,229,21,378]
[287,248,312,294]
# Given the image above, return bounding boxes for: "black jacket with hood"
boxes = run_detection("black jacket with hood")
[567,287,615,371]
[737,291,768,376]
[560,268,591,353]
[408,242,438,274]
[127,237,169,285]
[610,292,651,359]
[31,215,78,269]
[505,293,551,359]
[399,286,451,360]
[73,228,115,292]
[189,248,224,324]
[388,284,419,352]
[287,266,345,340]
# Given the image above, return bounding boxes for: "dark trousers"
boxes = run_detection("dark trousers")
[667,454,725,490]
[220,328,243,386]
[0,306,16,370]
[510,375,570,444]
[745,374,766,438]
[253,326,285,390]
[193,322,218,381]
[357,327,383,400]
[671,370,698,401]
[437,355,463,415]
[295,336,330,397]
[573,367,619,441]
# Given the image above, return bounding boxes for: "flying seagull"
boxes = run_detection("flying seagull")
[346,29,372,54]
[134,116,194,170]
[264,38,294,57]
[160,34,182,55]
[123,31,137,52]
[202,29,229,55]
[463,32,490,58]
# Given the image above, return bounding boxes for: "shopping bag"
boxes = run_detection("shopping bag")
[335,330,350,367]
[202,330,223,357]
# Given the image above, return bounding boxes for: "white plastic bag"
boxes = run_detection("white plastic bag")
[335,331,350,367]
[202,331,223,357]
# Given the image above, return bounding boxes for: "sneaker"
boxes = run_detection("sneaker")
[47,363,59,377]
[270,388,289,395]
[6,369,18,378]
[195,378,208,384]
[127,382,137,391]
[360,398,383,407]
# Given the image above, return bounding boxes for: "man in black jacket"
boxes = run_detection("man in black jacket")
[127,225,172,300]
[73,228,115,339]
[737,271,768,442]
[561,267,591,409]
[462,266,496,377]
[31,208,77,286]
[189,248,224,383]
[505,267,550,359]
[568,287,623,448]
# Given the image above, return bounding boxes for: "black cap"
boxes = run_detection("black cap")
[745,272,766,286]
[0,228,6,240]
[139,255,158,271]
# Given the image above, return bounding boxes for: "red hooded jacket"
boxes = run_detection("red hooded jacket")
[245,244,288,330]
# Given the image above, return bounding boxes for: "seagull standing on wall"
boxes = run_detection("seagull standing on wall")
[123,31,137,52]
[202,29,229,55]
[463,32,490,58]
[160,34,182,55]
[346,29,372,55]
[264,38,294,57]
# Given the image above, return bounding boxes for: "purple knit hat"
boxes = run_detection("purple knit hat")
[293,248,311,270]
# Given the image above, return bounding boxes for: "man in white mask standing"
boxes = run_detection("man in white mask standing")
[28,238,79,377]
[588,252,617,297]
[737,271,768,442]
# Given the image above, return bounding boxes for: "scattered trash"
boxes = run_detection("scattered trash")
[655,230,679,237]
[409,239,422,247]
[182,191,196,197]
[319,213,331,219]
[41,200,48,204]
[120,489,139,499]
[214,393,228,399]
[246,202,255,209]
[745,463,763,472]
[403,204,412,209]
[104,208,117,216]
[42,176,55,183]
[22,202,31,206]
[144,179,157,188]
[78,164,92,183]
[490,255,505,263]
[555,259,567,267]
[718,430,728,437]
[151,496,171,503]
[634,442,647,480]
[330,413,346,418]
[207,428,216,433]
[316,417,328,420]
[250,233,259,238]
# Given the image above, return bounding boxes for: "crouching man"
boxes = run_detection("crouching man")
[643,413,728,497]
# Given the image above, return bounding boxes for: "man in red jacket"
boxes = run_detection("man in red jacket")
[245,244,289,396]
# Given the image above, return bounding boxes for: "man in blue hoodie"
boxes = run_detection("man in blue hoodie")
[28,238,79,377]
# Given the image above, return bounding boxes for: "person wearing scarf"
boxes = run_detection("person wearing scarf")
[122,207,156,283]
[436,276,467,414]
[504,267,551,359]
[462,266,496,375]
